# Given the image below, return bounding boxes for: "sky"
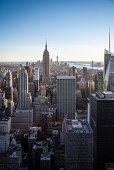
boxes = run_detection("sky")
[0,0,114,62]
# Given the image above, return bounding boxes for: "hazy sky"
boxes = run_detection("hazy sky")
[0,0,114,62]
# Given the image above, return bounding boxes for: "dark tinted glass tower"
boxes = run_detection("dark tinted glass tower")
[90,92,114,170]
[104,58,114,91]
[104,50,114,78]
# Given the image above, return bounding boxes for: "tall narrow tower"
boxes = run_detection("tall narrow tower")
[42,42,50,84]
[109,27,110,53]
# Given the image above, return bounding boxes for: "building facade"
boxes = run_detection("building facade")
[90,92,114,170]
[104,49,114,77]
[57,76,76,120]
[104,58,114,91]
[18,67,32,109]
[97,71,103,92]
[62,119,93,170]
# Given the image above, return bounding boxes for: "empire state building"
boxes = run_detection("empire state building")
[42,42,50,84]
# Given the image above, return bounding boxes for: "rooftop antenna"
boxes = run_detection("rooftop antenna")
[45,39,47,50]
[109,27,111,52]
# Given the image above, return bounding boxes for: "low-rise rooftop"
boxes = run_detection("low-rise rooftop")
[65,119,92,134]
[92,91,114,100]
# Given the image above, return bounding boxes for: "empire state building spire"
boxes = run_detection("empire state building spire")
[45,41,47,50]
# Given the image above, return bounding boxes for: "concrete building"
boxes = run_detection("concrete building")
[28,82,35,99]
[33,96,54,127]
[0,133,10,152]
[11,109,33,131]
[79,78,88,98]
[88,80,95,97]
[40,153,51,170]
[90,91,114,170]
[33,68,39,95]
[6,70,12,88]
[0,117,11,133]
[0,117,11,153]
[57,76,76,120]
[62,118,93,170]
[82,67,87,80]
[9,143,22,170]
[5,100,14,116]
[42,42,50,84]
[18,67,32,109]
[0,92,7,109]
[97,71,103,92]
[5,70,13,101]
[105,163,114,170]
[0,152,10,170]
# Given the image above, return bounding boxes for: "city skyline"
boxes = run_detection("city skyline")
[0,0,114,62]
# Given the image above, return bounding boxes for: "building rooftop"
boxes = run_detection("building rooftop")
[92,91,114,100]
[65,119,92,133]
[57,76,76,79]
[0,116,11,121]
[105,163,114,168]
[29,127,39,139]
[40,153,51,160]
[10,151,20,158]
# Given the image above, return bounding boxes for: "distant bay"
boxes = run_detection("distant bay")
[65,61,103,70]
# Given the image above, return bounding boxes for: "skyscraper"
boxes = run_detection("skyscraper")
[97,71,103,92]
[82,67,87,81]
[90,91,114,170]
[18,67,31,109]
[104,29,114,77]
[5,71,13,101]
[6,70,12,88]
[104,58,114,91]
[42,42,50,84]
[57,76,76,120]
[104,49,114,77]
[62,119,93,170]
[11,67,33,131]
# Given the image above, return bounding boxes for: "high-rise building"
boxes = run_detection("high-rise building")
[6,70,12,88]
[104,29,114,78]
[40,153,51,170]
[82,67,87,81]
[42,42,50,84]
[62,119,93,170]
[0,117,11,152]
[90,91,114,170]
[104,58,114,91]
[104,49,114,77]
[33,68,39,96]
[11,67,33,131]
[18,67,32,109]
[5,71,13,101]
[11,109,33,131]
[79,78,88,98]
[57,76,76,120]
[56,55,58,63]
[97,71,103,92]
[88,80,95,97]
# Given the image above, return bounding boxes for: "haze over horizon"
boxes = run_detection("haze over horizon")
[0,0,114,62]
